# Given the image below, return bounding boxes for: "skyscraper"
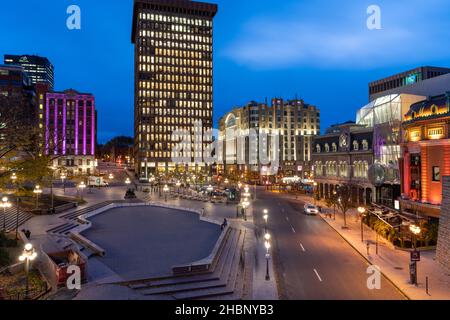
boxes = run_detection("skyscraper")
[4,54,54,90]
[131,0,217,179]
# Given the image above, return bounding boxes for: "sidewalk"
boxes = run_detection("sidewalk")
[295,193,450,300]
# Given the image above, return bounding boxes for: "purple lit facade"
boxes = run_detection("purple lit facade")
[44,89,96,175]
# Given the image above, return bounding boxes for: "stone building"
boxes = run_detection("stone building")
[312,121,374,204]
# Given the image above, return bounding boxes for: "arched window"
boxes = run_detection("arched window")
[362,139,369,151]
[331,143,337,152]
[363,161,368,178]
[353,140,359,151]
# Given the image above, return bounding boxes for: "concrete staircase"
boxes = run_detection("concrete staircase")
[46,201,115,236]
[1,206,34,232]
[123,227,247,300]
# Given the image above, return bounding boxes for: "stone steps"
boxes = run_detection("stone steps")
[127,227,247,300]
[60,201,114,220]
[2,207,34,232]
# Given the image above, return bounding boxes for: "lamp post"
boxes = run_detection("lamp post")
[125,177,131,188]
[358,207,366,242]
[163,184,169,202]
[176,181,181,193]
[60,173,67,193]
[313,182,318,205]
[11,172,17,193]
[19,243,37,300]
[409,224,421,285]
[33,185,42,210]
[332,191,337,220]
[264,235,271,281]
[207,185,213,201]
[78,181,86,201]
[108,173,114,180]
[263,209,269,233]
[1,197,12,231]
[241,198,249,221]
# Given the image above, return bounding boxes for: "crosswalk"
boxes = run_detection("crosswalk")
[0,206,34,232]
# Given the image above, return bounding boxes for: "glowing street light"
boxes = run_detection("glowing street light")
[19,243,37,300]
[358,207,366,242]
[1,197,12,231]
[108,173,114,180]
[163,184,170,202]
[78,181,86,201]
[263,209,269,232]
[409,223,422,285]
[33,185,42,209]
[264,240,271,281]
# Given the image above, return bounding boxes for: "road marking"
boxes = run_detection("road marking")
[299,243,306,252]
[291,225,296,233]
[313,269,323,282]
[285,216,289,222]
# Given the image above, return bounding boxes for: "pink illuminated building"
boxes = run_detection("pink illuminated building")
[44,89,96,175]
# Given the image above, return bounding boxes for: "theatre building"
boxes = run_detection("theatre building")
[400,92,450,218]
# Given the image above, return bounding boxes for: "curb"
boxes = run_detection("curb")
[317,213,411,300]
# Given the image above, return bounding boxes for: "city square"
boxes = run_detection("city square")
[1,0,450,310]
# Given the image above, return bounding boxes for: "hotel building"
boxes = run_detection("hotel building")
[217,98,320,182]
[4,54,54,90]
[44,89,96,175]
[131,0,217,178]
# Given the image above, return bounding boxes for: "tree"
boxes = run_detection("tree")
[335,183,357,228]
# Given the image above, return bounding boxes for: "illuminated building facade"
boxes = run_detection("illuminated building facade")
[400,93,450,218]
[369,66,450,101]
[217,98,320,182]
[131,0,217,178]
[312,122,374,205]
[4,54,54,90]
[44,89,96,175]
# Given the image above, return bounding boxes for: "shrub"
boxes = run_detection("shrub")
[0,247,10,267]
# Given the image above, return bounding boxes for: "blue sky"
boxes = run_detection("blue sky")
[1,0,450,143]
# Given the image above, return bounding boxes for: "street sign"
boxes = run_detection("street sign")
[411,250,421,262]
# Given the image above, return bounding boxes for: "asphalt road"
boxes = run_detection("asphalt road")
[253,189,406,300]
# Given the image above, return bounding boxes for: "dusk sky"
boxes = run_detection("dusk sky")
[2,0,450,143]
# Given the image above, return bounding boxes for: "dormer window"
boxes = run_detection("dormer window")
[362,139,369,151]
[353,140,359,151]
[331,143,337,152]
[325,143,330,152]
[316,144,321,153]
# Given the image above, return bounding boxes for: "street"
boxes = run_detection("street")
[253,189,406,300]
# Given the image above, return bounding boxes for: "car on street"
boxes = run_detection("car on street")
[303,203,319,215]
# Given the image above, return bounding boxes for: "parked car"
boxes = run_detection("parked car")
[303,204,319,215]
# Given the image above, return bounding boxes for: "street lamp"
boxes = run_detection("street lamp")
[11,172,17,193]
[265,239,271,281]
[358,207,366,242]
[313,182,318,205]
[241,198,250,221]
[207,185,213,201]
[19,243,37,300]
[1,197,12,231]
[263,209,269,233]
[33,185,42,210]
[409,224,421,285]
[78,181,86,201]
[109,173,114,180]
[163,184,169,202]
[176,181,181,193]
[238,182,242,190]
[60,173,67,193]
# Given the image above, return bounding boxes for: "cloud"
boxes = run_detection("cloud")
[222,0,450,69]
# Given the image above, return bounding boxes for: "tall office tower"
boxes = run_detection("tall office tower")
[4,54,54,90]
[131,0,218,179]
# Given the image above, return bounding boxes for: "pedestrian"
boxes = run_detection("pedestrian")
[366,242,370,256]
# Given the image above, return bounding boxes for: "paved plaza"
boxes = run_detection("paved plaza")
[82,206,222,280]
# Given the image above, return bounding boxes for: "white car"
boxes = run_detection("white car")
[304,204,319,215]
